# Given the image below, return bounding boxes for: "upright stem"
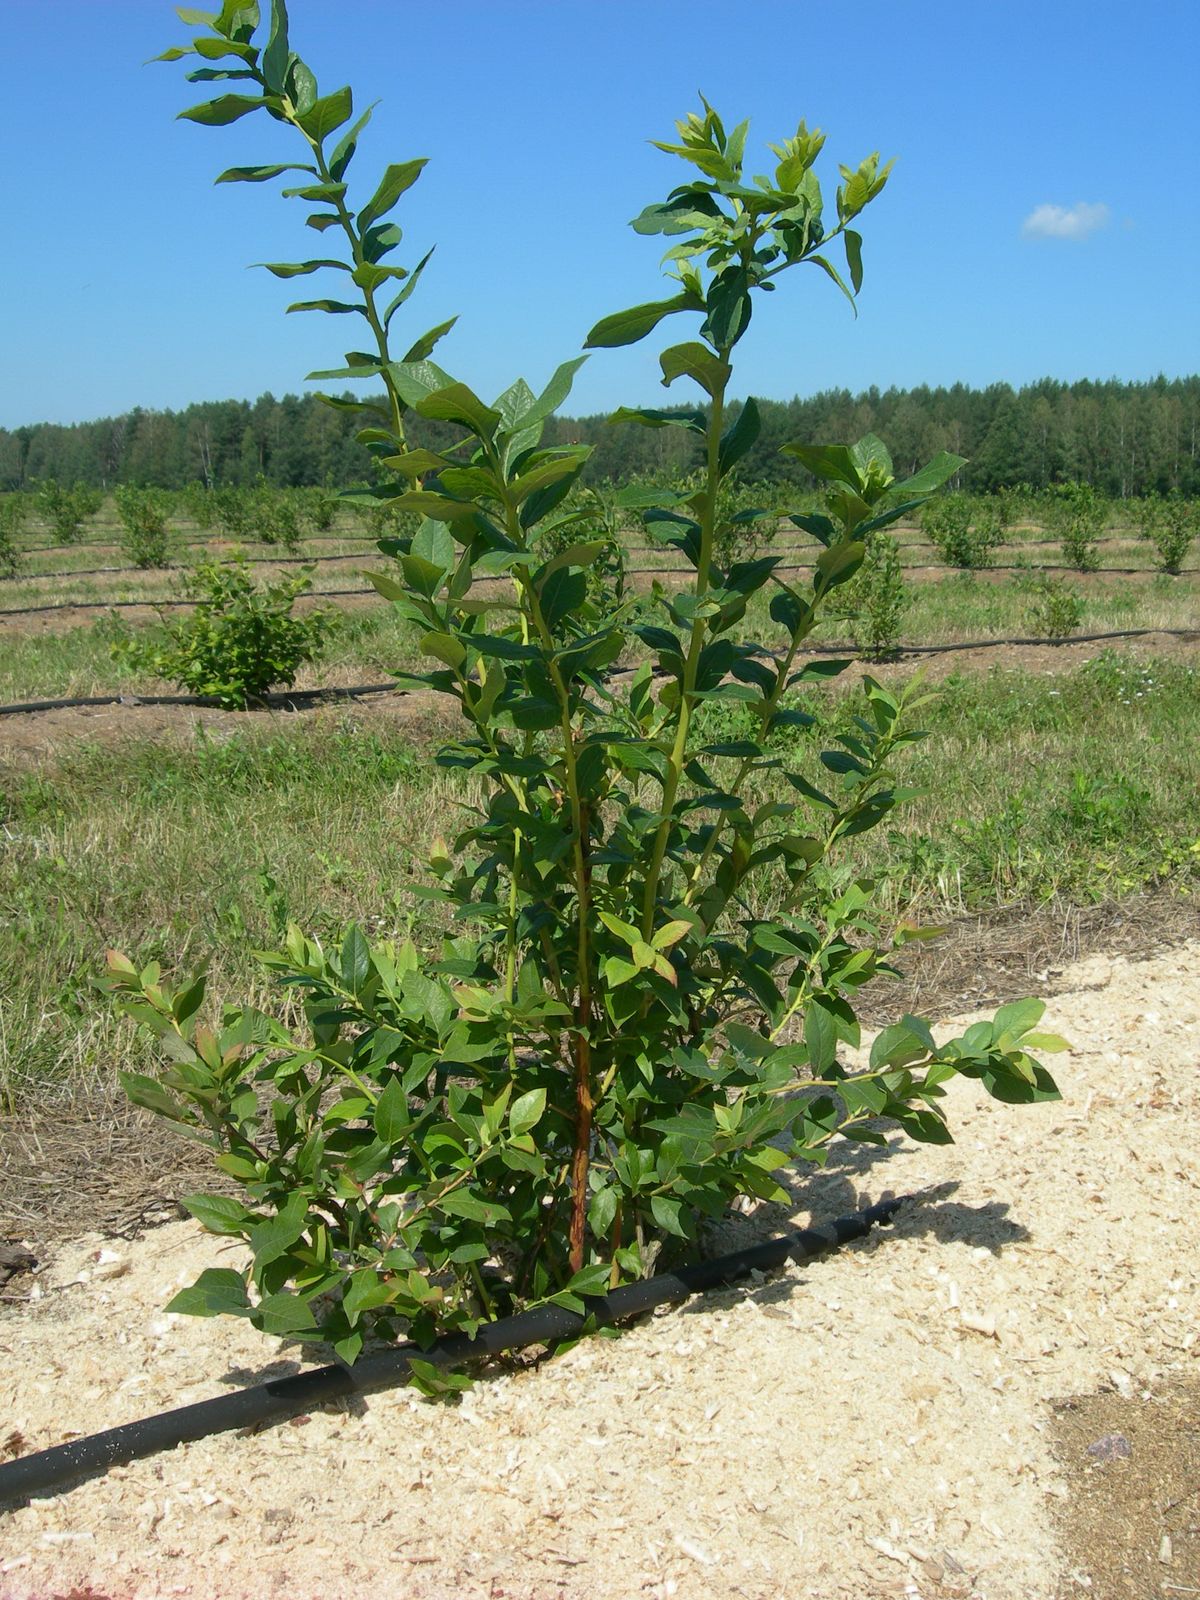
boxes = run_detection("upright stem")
[511,528,597,1275]
[639,359,729,939]
[289,115,408,447]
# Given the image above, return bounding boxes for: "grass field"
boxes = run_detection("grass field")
[2,492,1198,1119]
[2,650,1197,1110]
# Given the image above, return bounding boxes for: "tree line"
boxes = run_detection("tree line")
[2,375,1197,498]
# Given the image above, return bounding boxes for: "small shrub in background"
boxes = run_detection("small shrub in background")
[35,478,99,544]
[0,494,26,576]
[537,483,630,617]
[113,558,336,707]
[114,485,175,568]
[921,492,1000,568]
[180,480,216,531]
[835,532,910,659]
[1026,576,1083,639]
[300,486,340,534]
[1047,480,1107,572]
[995,484,1032,531]
[252,484,304,551]
[1134,492,1197,576]
[212,486,255,539]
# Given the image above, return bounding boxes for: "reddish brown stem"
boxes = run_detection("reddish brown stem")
[568,1004,594,1275]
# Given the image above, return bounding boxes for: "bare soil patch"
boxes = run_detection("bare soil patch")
[1,939,1197,1599]
[1048,1377,1200,1597]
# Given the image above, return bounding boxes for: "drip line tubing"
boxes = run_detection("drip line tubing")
[0,683,400,718]
[0,629,1196,720]
[0,1193,905,1506]
[0,587,371,619]
[2,565,1194,622]
[6,533,1162,585]
[3,550,376,583]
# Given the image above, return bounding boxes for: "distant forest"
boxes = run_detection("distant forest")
[2,376,1198,498]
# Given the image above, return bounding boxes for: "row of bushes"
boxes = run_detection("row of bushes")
[0,480,418,572]
[3,476,1196,576]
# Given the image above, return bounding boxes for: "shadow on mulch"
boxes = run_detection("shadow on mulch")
[1049,1375,1200,1599]
[1,889,1196,1257]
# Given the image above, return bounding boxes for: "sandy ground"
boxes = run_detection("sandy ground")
[1,940,1198,1600]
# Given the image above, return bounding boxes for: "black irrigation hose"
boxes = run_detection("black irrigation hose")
[0,586,370,619]
[4,550,377,583]
[0,1193,906,1506]
[0,682,400,718]
[630,562,1193,578]
[17,533,378,557]
[1,628,1197,721]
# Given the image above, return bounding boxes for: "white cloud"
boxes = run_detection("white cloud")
[1021,202,1111,241]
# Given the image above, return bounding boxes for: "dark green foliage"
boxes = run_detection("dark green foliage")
[0,494,25,575]
[114,484,174,568]
[252,483,304,550]
[7,383,1200,501]
[1134,491,1197,575]
[922,493,1002,569]
[1026,576,1083,639]
[833,532,909,658]
[110,26,1062,1368]
[212,485,256,538]
[35,479,99,543]
[1046,481,1108,572]
[113,558,336,707]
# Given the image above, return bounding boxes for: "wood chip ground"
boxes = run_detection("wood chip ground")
[1,940,1197,1599]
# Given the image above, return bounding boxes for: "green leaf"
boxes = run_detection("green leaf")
[215,163,312,184]
[609,406,707,434]
[261,0,289,92]
[286,298,363,316]
[255,1291,318,1335]
[374,1077,408,1143]
[650,1194,688,1237]
[584,292,700,350]
[182,1194,256,1235]
[401,316,457,364]
[178,93,263,126]
[814,540,865,590]
[991,998,1044,1042]
[844,228,864,294]
[809,253,857,313]
[891,453,967,497]
[340,923,370,988]
[359,159,427,231]
[166,1267,250,1318]
[407,1358,472,1398]
[718,398,760,477]
[980,1062,1061,1105]
[297,86,353,142]
[539,567,587,629]
[659,341,730,398]
[343,1270,394,1323]
[118,1070,186,1122]
[780,442,859,485]
[509,1087,546,1135]
[247,1191,308,1267]
[416,381,501,440]
[421,631,467,669]
[257,259,347,278]
[328,100,378,182]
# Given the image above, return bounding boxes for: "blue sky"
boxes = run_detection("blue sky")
[2,0,1197,429]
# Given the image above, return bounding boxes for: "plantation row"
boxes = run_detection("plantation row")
[2,477,1197,575]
